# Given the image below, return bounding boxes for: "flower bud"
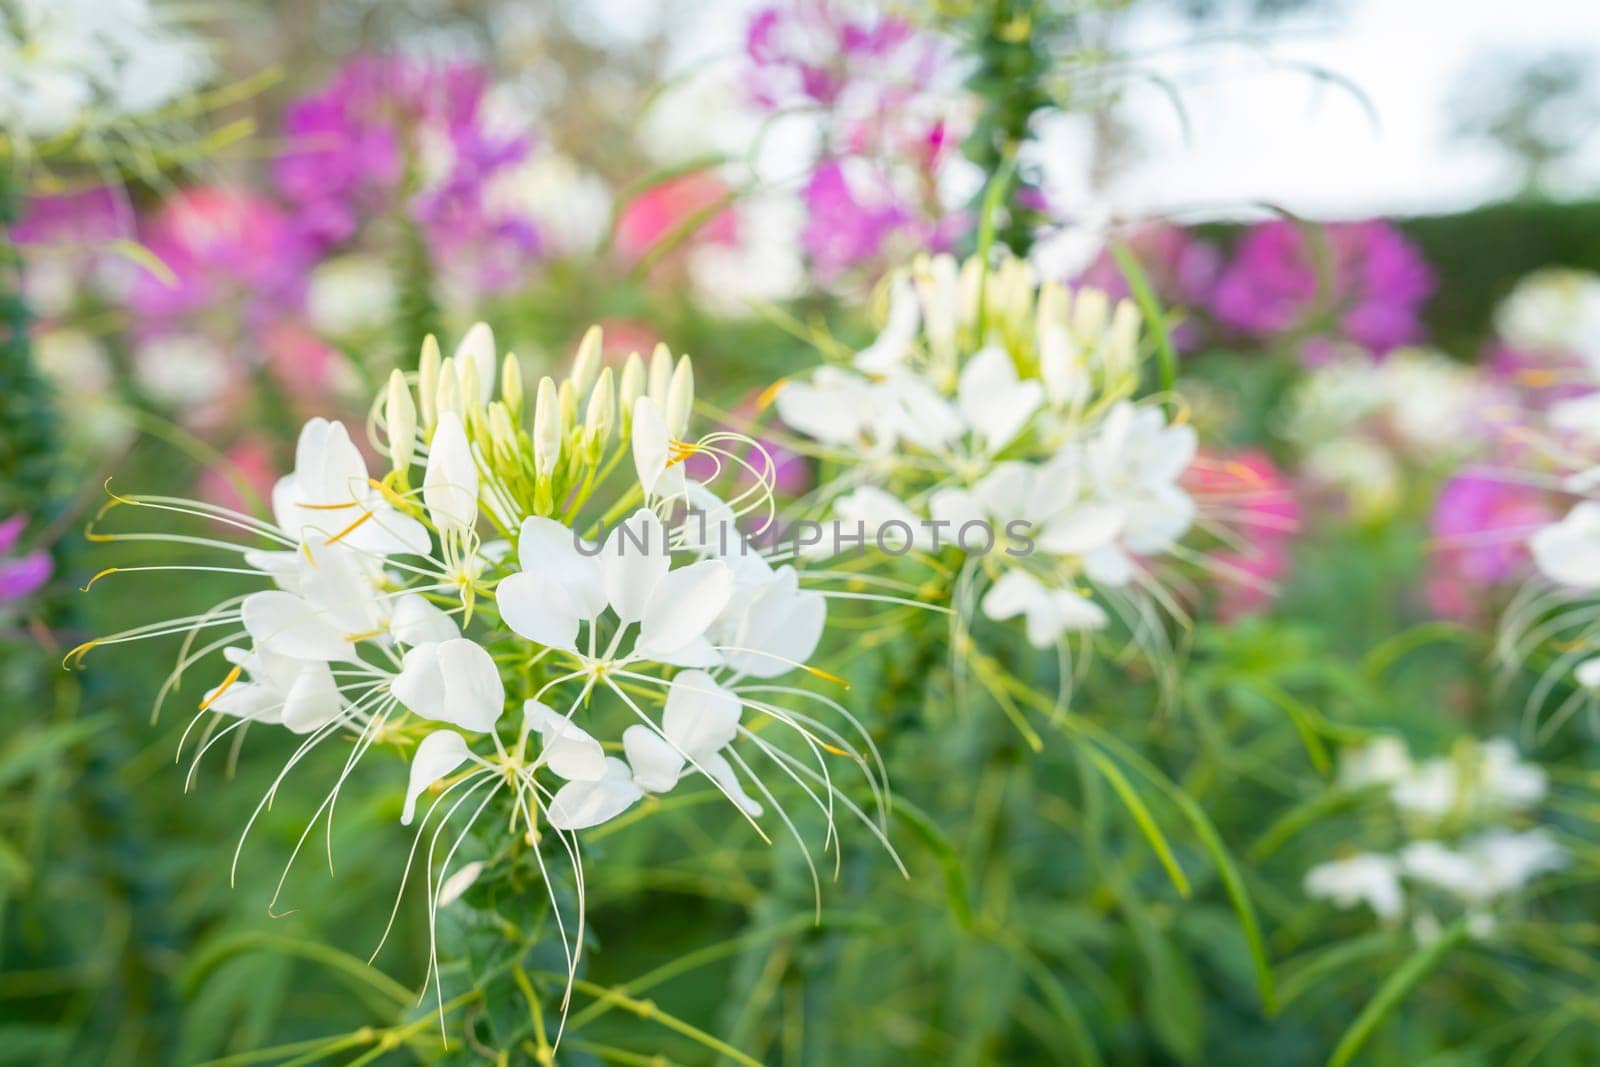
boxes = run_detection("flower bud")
[453,322,496,406]
[435,356,460,423]
[487,401,518,464]
[533,376,562,478]
[418,334,442,431]
[386,369,417,474]
[1072,287,1109,342]
[618,351,646,424]
[647,342,673,408]
[558,379,578,435]
[665,355,694,439]
[500,353,524,419]
[1107,299,1141,383]
[456,355,482,418]
[584,366,614,454]
[570,324,602,398]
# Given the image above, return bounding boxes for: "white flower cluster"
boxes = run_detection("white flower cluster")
[1497,271,1600,705]
[775,253,1198,649]
[1305,737,1566,938]
[0,0,212,140]
[80,322,891,987]
[1283,348,1510,522]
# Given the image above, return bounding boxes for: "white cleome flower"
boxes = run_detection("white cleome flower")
[1304,853,1405,920]
[1530,501,1600,590]
[0,0,212,138]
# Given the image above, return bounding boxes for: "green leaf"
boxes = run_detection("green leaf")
[1327,918,1470,1067]
[1108,241,1178,402]
[892,798,977,927]
[1079,745,1191,898]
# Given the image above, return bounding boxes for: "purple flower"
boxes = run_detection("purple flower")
[0,515,53,604]
[1425,470,1553,623]
[1211,219,1434,360]
[272,55,542,291]
[13,186,133,247]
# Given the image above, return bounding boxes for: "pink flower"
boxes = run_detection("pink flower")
[1186,451,1300,621]
[614,173,739,266]
[198,439,281,523]
[0,514,53,604]
[1425,470,1553,624]
[127,185,311,331]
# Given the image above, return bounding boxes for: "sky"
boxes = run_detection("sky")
[1098,0,1600,221]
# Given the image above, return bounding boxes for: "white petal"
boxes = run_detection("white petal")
[517,516,606,618]
[663,670,741,755]
[241,590,354,663]
[523,700,607,782]
[392,638,504,732]
[1531,502,1600,589]
[622,723,685,793]
[957,346,1042,452]
[631,397,686,497]
[423,412,478,534]
[853,276,921,374]
[403,730,471,825]
[980,569,1044,624]
[453,322,497,405]
[602,508,671,623]
[637,560,733,658]
[437,860,484,907]
[280,662,344,734]
[699,751,764,816]
[1037,504,1124,556]
[495,570,582,651]
[1577,657,1600,690]
[546,757,643,830]
[390,593,460,646]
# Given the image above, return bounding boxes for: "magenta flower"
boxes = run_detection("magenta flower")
[801,160,910,280]
[0,515,53,605]
[744,1,961,279]
[127,185,311,332]
[1425,470,1553,624]
[13,185,132,247]
[273,56,542,291]
[615,173,739,267]
[1211,219,1434,361]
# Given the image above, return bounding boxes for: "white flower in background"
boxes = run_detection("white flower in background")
[306,255,397,338]
[1390,738,1546,820]
[132,334,232,409]
[0,0,212,139]
[1304,853,1405,920]
[1530,501,1600,589]
[775,252,1204,676]
[1308,736,1565,938]
[1402,830,1567,906]
[1338,736,1414,789]
[1495,268,1600,370]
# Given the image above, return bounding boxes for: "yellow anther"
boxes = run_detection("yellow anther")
[82,567,118,591]
[1518,368,1558,387]
[753,378,788,412]
[324,509,374,545]
[295,499,361,511]
[820,742,850,757]
[344,628,384,643]
[198,664,244,711]
[367,477,412,509]
[63,638,100,669]
[299,541,318,567]
[666,440,700,466]
[801,663,850,688]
